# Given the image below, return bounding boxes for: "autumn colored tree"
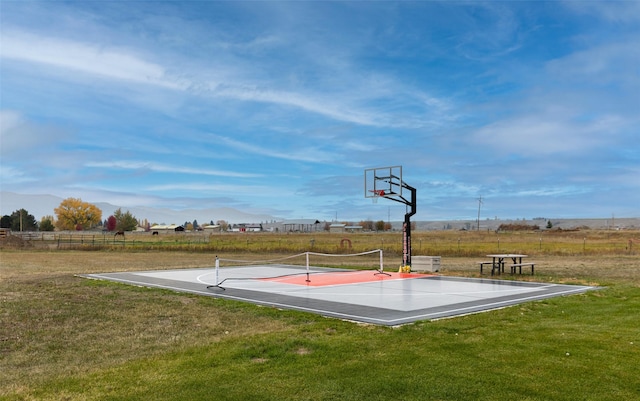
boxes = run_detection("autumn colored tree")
[359,220,374,230]
[54,198,102,231]
[216,220,229,231]
[106,215,117,231]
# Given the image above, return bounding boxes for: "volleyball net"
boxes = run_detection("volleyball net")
[207,249,385,290]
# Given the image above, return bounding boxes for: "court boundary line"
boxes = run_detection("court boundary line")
[82,269,597,326]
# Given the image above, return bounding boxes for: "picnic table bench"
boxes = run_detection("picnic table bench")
[481,254,535,276]
[510,262,535,275]
[478,261,503,275]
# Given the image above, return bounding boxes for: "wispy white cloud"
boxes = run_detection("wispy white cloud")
[562,1,640,23]
[144,182,281,196]
[513,186,591,197]
[208,134,336,163]
[0,110,70,159]
[471,115,617,155]
[2,2,638,221]
[0,165,37,185]
[1,30,183,90]
[453,2,524,61]
[2,29,455,130]
[85,161,262,178]
[546,40,640,88]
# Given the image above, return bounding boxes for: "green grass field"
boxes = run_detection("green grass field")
[1,230,639,400]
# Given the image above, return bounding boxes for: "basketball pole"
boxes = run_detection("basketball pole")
[375,180,416,268]
[401,184,417,268]
[365,166,416,270]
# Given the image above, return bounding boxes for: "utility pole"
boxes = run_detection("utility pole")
[477,196,483,231]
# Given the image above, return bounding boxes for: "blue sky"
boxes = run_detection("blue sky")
[1,1,639,223]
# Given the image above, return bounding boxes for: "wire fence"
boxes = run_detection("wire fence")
[3,230,638,256]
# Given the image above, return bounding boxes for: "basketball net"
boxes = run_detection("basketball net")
[371,189,385,204]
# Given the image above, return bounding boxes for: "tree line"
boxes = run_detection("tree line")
[2,198,232,233]
[2,197,398,233]
[1,198,136,232]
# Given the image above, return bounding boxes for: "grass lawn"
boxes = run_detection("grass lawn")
[1,245,639,400]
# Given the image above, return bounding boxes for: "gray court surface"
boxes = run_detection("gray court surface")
[84,265,596,326]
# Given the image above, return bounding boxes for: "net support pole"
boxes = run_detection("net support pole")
[215,256,220,285]
[374,248,391,276]
[305,252,311,282]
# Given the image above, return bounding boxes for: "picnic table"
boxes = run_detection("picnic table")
[481,254,534,276]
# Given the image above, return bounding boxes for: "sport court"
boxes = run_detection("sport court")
[85,263,595,326]
[86,166,595,325]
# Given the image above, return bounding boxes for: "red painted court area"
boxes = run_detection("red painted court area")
[261,270,427,287]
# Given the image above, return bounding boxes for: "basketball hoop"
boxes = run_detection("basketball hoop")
[364,165,416,267]
[370,189,385,204]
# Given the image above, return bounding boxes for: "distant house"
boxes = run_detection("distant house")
[150,224,185,233]
[282,219,322,232]
[345,225,363,233]
[230,223,263,232]
[329,223,346,233]
[201,224,221,233]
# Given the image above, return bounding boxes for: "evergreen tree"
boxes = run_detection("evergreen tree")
[9,209,38,231]
[40,216,55,231]
[113,209,138,231]
[0,215,11,229]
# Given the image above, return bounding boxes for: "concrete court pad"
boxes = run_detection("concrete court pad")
[84,265,596,326]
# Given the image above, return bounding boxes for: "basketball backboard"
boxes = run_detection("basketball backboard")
[364,165,403,200]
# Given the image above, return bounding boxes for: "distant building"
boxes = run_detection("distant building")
[201,224,221,233]
[230,223,263,232]
[282,219,322,232]
[150,224,185,233]
[329,223,346,233]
